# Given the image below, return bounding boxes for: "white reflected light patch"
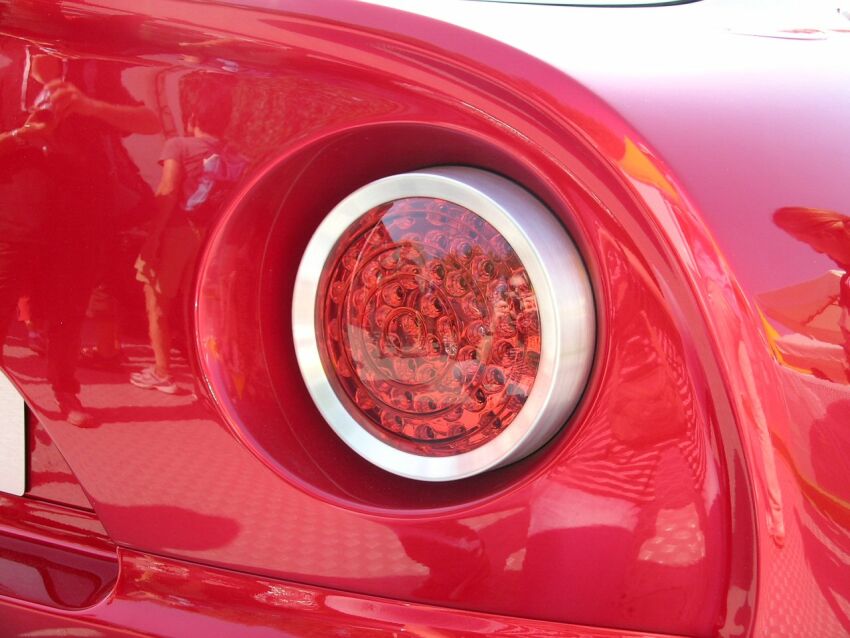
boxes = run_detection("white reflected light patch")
[638,502,706,567]
[529,484,640,535]
[0,370,25,496]
[21,630,104,637]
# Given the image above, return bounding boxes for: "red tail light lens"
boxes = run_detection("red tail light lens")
[293,167,594,481]
[318,197,540,456]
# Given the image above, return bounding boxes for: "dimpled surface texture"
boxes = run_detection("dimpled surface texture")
[319,197,541,456]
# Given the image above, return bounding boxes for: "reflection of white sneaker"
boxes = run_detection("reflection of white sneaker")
[130,367,177,394]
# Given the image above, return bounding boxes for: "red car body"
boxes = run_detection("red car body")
[0,0,848,636]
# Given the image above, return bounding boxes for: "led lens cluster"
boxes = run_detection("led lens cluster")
[294,167,595,481]
[318,197,541,456]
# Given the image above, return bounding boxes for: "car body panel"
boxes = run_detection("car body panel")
[0,0,847,636]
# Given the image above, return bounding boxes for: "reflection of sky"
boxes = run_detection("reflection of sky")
[119,64,187,191]
[371,0,850,299]
[529,484,638,536]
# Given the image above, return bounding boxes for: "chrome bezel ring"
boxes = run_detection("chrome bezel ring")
[292,167,595,481]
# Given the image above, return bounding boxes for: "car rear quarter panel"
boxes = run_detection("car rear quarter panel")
[0,0,847,636]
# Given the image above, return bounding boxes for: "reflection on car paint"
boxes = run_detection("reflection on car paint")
[0,0,847,635]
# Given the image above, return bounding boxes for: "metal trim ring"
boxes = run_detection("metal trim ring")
[292,166,595,481]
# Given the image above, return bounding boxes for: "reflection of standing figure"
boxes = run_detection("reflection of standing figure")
[132,84,241,393]
[0,122,51,355]
[39,56,156,425]
[2,46,158,426]
[0,50,60,355]
[774,207,850,376]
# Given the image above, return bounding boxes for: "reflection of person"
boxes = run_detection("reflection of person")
[132,85,238,393]
[0,51,71,415]
[1,47,157,425]
[0,121,50,353]
[26,49,158,136]
[774,207,850,374]
[43,57,156,424]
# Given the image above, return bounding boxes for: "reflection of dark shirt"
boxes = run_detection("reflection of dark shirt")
[0,58,149,244]
[0,42,46,244]
[50,61,145,235]
[0,146,52,244]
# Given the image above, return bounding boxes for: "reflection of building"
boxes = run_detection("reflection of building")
[761,270,843,344]
[553,236,707,507]
[120,67,399,191]
[183,73,396,163]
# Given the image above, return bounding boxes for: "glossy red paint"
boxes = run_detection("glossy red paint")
[26,413,93,511]
[0,0,847,636]
[2,544,680,638]
[0,494,116,609]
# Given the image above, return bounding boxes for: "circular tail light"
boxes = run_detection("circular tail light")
[293,167,594,481]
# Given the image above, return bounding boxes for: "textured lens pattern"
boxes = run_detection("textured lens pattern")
[319,197,540,456]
